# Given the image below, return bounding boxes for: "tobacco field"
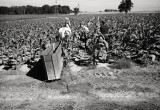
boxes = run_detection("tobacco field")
[0,13,160,110]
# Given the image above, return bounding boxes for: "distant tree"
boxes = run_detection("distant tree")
[34,7,42,14]
[61,6,70,14]
[13,6,24,14]
[42,5,50,14]
[118,0,133,13]
[104,9,118,12]
[58,5,62,13]
[25,5,35,14]
[48,6,54,14]
[73,7,79,15]
[0,5,71,15]
[0,6,9,14]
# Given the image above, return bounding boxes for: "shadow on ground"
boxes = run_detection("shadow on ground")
[26,59,47,81]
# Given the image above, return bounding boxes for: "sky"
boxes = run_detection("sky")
[0,0,160,12]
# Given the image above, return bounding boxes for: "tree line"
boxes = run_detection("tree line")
[104,9,118,12]
[0,5,72,15]
[0,0,134,15]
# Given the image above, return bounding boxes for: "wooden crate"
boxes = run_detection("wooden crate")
[41,42,63,80]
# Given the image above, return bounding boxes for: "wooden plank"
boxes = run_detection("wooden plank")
[42,55,56,80]
[43,54,52,62]
[51,53,59,79]
[54,44,63,79]
[58,44,63,79]
[45,60,56,80]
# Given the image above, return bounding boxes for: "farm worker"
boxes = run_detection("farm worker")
[41,17,72,56]
[100,20,109,35]
[79,23,89,33]
[98,36,109,52]
[87,20,93,27]
[58,17,72,40]
[98,19,111,48]
[78,23,90,50]
[93,35,109,62]
[98,36,109,61]
[58,17,72,49]
[58,17,72,65]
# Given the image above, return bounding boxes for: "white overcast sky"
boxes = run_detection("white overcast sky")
[0,0,160,12]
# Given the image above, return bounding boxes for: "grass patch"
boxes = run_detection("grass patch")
[109,58,132,69]
[55,105,74,110]
[95,84,153,93]
[16,102,31,109]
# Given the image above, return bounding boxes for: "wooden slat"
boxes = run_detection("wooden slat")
[51,53,59,79]
[42,55,56,80]
[54,44,63,79]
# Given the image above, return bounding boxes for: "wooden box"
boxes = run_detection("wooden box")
[41,42,63,80]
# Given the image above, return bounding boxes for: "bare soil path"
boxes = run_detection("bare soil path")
[0,63,160,110]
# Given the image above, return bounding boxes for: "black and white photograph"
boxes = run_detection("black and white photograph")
[0,0,160,109]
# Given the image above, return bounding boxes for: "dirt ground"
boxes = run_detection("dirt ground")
[0,62,160,110]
